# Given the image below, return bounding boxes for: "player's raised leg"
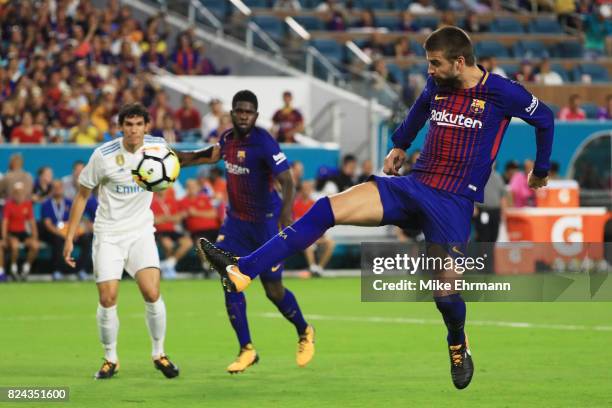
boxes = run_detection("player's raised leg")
[200,181,384,292]
[95,280,120,379]
[134,266,179,379]
[262,280,314,367]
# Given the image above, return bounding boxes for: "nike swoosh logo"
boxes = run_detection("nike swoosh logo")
[451,246,464,256]
[226,266,248,282]
[271,264,281,272]
[435,95,448,101]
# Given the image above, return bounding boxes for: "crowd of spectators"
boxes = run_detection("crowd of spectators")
[0,0,230,146]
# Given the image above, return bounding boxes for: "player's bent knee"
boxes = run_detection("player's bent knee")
[99,293,118,307]
[142,288,160,303]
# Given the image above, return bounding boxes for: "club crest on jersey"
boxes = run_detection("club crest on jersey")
[470,99,486,114]
[237,150,246,162]
[115,154,125,167]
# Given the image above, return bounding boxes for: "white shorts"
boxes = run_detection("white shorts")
[92,229,160,283]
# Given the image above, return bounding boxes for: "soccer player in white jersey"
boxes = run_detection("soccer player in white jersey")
[63,103,187,379]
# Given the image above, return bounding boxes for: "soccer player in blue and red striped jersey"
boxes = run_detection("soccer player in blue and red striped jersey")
[199,27,553,389]
[183,90,315,373]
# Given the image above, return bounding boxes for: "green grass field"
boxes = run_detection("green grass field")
[1,277,611,407]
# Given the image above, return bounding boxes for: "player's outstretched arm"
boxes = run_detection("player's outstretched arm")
[63,185,92,268]
[504,81,554,185]
[176,144,221,167]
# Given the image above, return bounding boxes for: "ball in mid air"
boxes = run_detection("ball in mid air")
[131,145,180,192]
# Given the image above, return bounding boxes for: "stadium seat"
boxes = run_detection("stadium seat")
[549,63,569,82]
[303,0,324,7]
[414,16,440,31]
[407,62,428,77]
[204,0,228,20]
[474,41,510,58]
[528,17,563,34]
[242,0,271,7]
[309,39,345,66]
[354,0,388,9]
[575,63,610,83]
[512,40,548,59]
[251,15,285,43]
[499,63,519,79]
[386,62,405,85]
[554,41,584,59]
[294,16,324,31]
[377,16,400,31]
[392,0,414,8]
[410,39,425,56]
[489,17,524,33]
[581,103,600,119]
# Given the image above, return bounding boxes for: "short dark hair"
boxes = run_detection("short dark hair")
[424,26,475,66]
[342,154,357,165]
[232,90,258,111]
[118,102,151,125]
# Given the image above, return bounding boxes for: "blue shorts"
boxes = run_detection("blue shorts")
[371,174,474,245]
[216,215,284,282]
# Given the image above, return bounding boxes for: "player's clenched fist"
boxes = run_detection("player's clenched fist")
[383,148,407,176]
[527,171,548,189]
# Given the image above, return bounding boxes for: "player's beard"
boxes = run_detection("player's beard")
[234,124,253,137]
[433,74,463,90]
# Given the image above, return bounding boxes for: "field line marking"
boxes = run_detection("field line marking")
[256,312,612,332]
[1,312,611,332]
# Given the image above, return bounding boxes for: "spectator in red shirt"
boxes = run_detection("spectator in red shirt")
[292,181,335,277]
[151,190,192,279]
[175,95,201,141]
[271,91,305,143]
[2,182,39,281]
[10,111,45,144]
[200,167,228,206]
[559,94,587,121]
[180,179,222,243]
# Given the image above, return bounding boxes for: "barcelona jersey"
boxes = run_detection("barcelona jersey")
[392,67,554,202]
[218,127,290,222]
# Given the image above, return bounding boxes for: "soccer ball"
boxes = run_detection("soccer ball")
[131,145,180,192]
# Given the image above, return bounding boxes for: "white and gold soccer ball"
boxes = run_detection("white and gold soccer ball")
[131,145,181,192]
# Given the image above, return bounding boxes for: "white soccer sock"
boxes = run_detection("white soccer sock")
[166,257,177,268]
[96,304,119,363]
[22,263,30,275]
[145,297,166,358]
[10,263,17,275]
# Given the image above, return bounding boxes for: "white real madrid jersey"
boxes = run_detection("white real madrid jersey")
[79,135,167,235]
